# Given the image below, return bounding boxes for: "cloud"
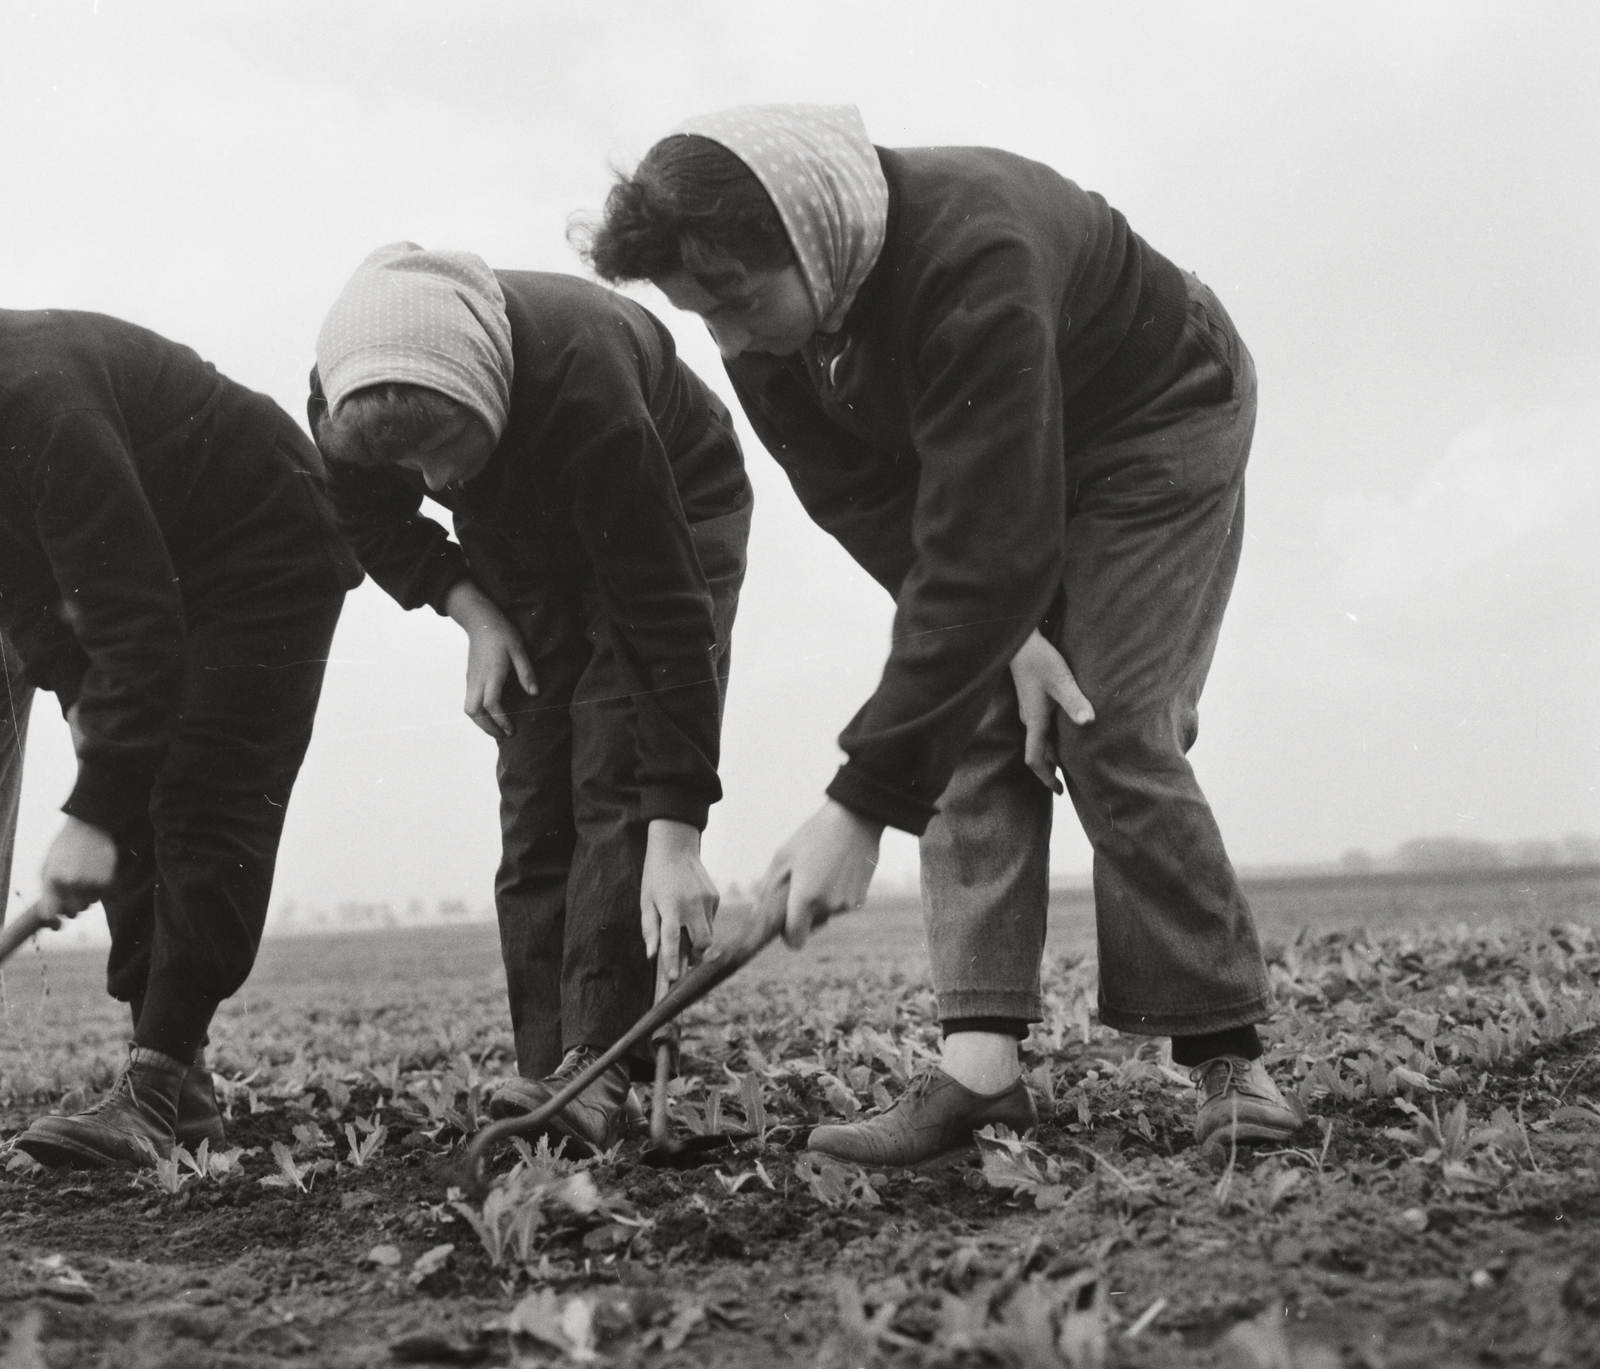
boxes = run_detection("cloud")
[1323,403,1600,632]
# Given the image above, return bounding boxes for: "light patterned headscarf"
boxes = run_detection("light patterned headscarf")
[675,104,889,334]
[316,242,515,441]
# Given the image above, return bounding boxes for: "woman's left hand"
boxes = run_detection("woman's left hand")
[1008,629,1095,794]
[640,818,719,986]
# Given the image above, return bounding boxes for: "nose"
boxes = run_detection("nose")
[422,464,451,493]
[707,318,748,359]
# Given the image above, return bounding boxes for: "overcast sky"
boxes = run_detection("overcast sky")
[2,0,1596,918]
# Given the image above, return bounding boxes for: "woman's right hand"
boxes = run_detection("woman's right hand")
[1008,629,1095,793]
[445,580,539,738]
[40,815,117,919]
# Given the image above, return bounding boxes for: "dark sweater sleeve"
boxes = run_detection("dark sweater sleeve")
[739,248,1067,836]
[564,421,724,830]
[831,281,1064,832]
[309,380,470,614]
[3,597,91,711]
[21,411,190,837]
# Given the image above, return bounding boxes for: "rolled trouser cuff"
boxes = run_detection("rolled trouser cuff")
[935,989,1044,1024]
[1096,989,1274,1038]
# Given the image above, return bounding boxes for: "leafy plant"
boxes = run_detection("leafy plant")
[343,1120,387,1168]
[452,1145,628,1273]
[135,1137,188,1195]
[792,1152,881,1210]
[260,1139,314,1192]
[975,1124,1071,1210]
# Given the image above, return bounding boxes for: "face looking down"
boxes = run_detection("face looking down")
[654,264,819,359]
[396,412,497,492]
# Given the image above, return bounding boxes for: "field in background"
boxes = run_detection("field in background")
[3,867,1596,1099]
[2,865,1598,1367]
[8,864,1599,1030]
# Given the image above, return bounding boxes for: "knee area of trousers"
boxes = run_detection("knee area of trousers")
[1055,705,1185,771]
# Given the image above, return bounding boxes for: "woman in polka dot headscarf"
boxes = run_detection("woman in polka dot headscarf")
[588,103,1296,1167]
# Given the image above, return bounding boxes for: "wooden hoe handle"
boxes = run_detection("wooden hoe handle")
[457,877,811,1195]
[0,901,60,968]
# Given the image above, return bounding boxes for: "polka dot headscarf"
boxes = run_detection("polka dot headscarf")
[675,103,889,335]
[316,242,515,442]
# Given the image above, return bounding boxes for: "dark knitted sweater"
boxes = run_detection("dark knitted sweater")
[312,272,750,831]
[0,309,361,838]
[724,146,1190,834]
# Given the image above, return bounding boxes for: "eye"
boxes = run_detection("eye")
[714,292,759,319]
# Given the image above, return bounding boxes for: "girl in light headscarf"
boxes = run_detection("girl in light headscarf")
[587,104,1292,1165]
[310,244,751,1156]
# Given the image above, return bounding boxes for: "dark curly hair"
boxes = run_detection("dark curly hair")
[313,383,473,466]
[580,135,795,286]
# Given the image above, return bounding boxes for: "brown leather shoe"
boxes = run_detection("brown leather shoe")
[175,1049,227,1151]
[486,1047,630,1156]
[1192,1056,1299,1146]
[18,1046,187,1169]
[808,1069,1038,1167]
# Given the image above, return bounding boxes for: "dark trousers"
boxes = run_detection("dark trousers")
[493,506,749,1081]
[920,274,1275,1038]
[105,428,351,1062]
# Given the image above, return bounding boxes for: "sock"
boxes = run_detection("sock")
[941,1016,1029,1041]
[1170,1025,1263,1068]
[940,1030,1022,1094]
[133,983,218,1067]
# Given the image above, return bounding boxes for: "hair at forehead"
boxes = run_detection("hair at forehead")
[317,383,469,467]
[582,134,795,284]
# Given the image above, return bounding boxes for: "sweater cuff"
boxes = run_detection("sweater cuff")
[826,763,937,837]
[421,558,473,617]
[61,758,153,840]
[639,785,710,833]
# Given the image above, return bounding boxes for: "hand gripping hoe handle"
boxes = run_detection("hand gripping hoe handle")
[455,877,821,1197]
[0,900,65,969]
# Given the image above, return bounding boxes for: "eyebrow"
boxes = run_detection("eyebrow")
[691,268,754,303]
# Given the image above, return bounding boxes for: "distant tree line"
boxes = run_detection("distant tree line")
[268,898,490,932]
[1341,833,1600,874]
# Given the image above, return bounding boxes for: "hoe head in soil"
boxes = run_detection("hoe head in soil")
[451,878,825,1198]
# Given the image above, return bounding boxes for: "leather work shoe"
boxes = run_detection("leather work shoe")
[175,1049,227,1151]
[486,1047,630,1156]
[1192,1055,1299,1147]
[17,1046,187,1169]
[808,1069,1038,1168]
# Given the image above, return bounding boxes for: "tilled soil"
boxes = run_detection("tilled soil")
[3,1027,1598,1368]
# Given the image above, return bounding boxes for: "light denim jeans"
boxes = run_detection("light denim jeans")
[919,274,1275,1038]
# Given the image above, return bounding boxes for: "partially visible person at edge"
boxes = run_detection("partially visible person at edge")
[584,103,1299,1166]
[3,308,361,1169]
[0,634,33,923]
[308,245,750,1155]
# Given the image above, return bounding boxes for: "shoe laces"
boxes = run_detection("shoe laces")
[549,1047,602,1084]
[888,1068,943,1111]
[1191,1056,1247,1099]
[80,1064,144,1117]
